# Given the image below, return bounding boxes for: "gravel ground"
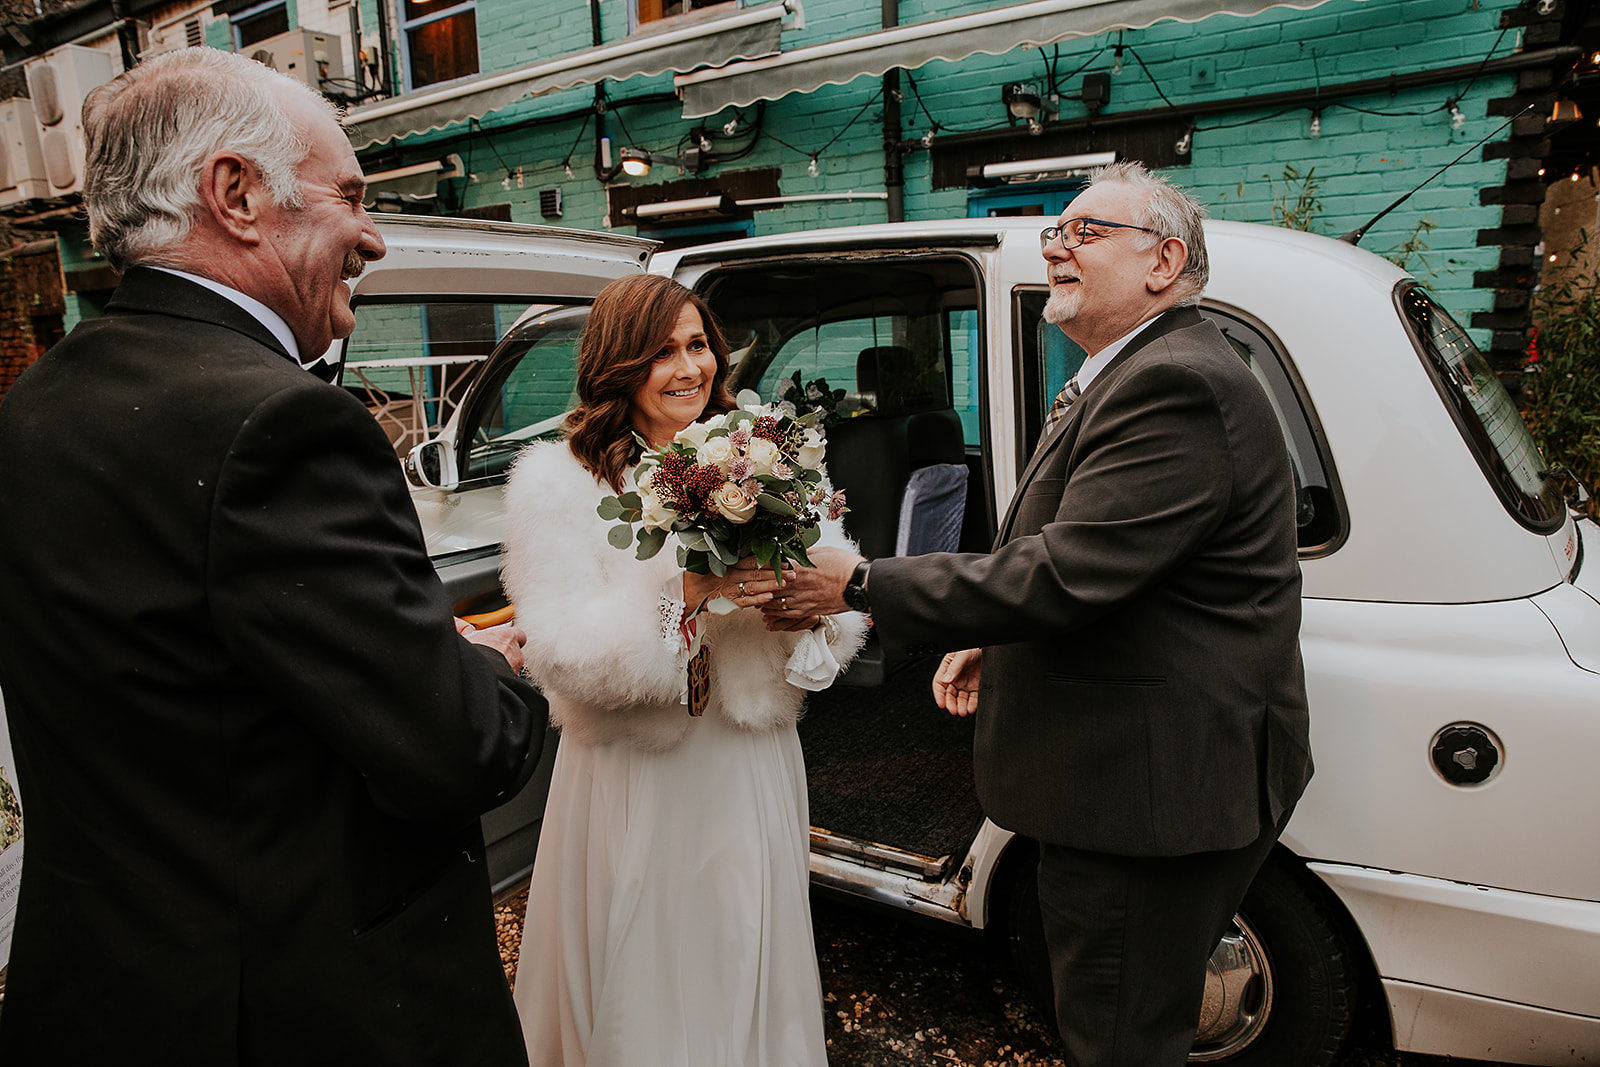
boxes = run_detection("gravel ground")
[494,881,1515,1067]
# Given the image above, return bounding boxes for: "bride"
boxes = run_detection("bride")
[503,273,868,1066]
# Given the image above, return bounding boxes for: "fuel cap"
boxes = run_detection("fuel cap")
[1430,723,1502,786]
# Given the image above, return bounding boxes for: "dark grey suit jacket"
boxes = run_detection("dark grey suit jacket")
[0,268,546,1065]
[871,306,1312,858]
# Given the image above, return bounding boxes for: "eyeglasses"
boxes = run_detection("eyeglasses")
[1040,217,1158,252]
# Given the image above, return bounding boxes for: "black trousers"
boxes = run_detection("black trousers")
[1035,810,1289,1067]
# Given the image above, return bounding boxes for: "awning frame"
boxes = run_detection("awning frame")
[675,0,1353,119]
[345,0,803,149]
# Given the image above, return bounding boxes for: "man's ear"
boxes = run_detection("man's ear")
[199,150,264,245]
[1146,236,1188,294]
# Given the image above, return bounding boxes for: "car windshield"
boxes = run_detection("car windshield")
[1397,283,1566,533]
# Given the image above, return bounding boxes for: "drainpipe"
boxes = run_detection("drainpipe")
[881,0,903,223]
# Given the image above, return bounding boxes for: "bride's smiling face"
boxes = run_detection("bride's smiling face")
[630,302,717,446]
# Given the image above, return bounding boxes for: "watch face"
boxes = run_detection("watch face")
[845,583,869,613]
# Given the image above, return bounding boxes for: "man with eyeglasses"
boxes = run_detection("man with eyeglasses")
[763,161,1311,1066]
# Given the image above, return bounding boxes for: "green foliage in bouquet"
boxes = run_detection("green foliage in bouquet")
[778,370,847,428]
[597,395,846,585]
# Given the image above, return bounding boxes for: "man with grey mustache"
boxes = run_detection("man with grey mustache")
[0,47,547,1065]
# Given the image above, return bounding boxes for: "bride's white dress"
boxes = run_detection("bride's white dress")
[500,442,864,1067]
[513,713,826,1067]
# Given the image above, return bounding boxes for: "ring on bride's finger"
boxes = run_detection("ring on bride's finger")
[738,581,747,597]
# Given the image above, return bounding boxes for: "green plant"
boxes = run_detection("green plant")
[1523,231,1600,519]
[1267,165,1323,232]
[1382,216,1439,277]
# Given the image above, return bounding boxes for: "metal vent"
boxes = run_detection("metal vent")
[41,128,75,189]
[539,187,562,219]
[26,63,62,126]
[185,19,203,47]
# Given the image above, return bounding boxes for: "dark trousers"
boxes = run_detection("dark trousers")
[1036,810,1288,1067]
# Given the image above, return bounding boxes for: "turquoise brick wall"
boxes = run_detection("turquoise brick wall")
[359,0,1529,336]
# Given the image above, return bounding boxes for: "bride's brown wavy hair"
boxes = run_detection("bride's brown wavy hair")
[566,274,737,492]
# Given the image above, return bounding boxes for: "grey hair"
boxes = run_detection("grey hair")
[1086,161,1210,305]
[83,47,340,270]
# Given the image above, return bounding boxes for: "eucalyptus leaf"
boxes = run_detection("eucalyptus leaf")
[736,388,763,409]
[636,526,667,560]
[619,491,642,510]
[757,493,797,517]
[607,524,634,550]
[597,496,625,521]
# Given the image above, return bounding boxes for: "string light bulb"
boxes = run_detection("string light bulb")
[1112,46,1125,77]
[723,117,739,136]
[1450,104,1466,130]
[1175,128,1192,154]
[808,154,819,178]
[563,160,574,180]
[1309,110,1322,139]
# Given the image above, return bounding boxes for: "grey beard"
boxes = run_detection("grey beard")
[1042,285,1080,325]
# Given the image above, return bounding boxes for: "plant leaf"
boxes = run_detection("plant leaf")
[607,523,634,550]
[757,493,797,517]
[635,526,667,560]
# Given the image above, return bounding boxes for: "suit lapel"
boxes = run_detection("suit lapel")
[997,306,1205,543]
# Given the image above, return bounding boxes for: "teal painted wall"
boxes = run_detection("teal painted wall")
[358,0,1529,334]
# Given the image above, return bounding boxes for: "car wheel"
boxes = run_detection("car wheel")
[999,847,1356,1066]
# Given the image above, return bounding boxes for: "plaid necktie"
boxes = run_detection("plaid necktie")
[1045,375,1082,429]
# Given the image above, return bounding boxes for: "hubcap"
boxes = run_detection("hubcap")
[1188,916,1273,1061]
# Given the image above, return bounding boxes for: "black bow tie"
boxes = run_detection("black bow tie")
[305,359,341,384]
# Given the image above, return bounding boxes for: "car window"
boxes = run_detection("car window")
[343,300,528,457]
[1015,288,1343,553]
[454,306,589,489]
[1397,283,1566,534]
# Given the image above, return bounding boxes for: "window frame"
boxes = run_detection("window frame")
[230,0,289,50]
[398,0,480,92]
[629,0,741,35]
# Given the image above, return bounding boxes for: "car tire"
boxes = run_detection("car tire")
[999,846,1356,1066]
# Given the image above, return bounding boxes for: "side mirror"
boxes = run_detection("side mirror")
[406,438,460,491]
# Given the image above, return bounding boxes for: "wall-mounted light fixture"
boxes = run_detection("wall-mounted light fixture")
[619,146,704,179]
[967,151,1117,185]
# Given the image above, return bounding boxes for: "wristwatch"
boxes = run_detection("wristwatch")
[843,560,871,614]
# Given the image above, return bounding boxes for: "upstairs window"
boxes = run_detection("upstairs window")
[229,1,288,49]
[634,0,737,30]
[402,0,479,90]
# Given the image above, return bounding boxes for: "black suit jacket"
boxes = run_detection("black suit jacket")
[871,307,1312,858]
[0,268,547,1065]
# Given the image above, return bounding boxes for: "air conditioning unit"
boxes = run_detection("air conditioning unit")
[0,98,49,210]
[24,44,118,197]
[247,29,345,90]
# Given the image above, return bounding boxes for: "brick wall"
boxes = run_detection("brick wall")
[360,0,1542,347]
[0,241,66,401]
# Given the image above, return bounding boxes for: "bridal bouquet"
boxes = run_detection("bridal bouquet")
[598,390,848,588]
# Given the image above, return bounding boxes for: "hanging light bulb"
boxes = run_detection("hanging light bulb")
[563,160,574,180]
[807,154,819,178]
[921,129,935,148]
[1450,104,1466,130]
[1309,110,1322,139]
[1175,128,1192,154]
[723,117,739,136]
[698,132,713,153]
[1112,46,1125,77]
[500,172,513,190]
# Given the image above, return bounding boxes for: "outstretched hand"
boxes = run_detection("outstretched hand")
[932,648,982,717]
[456,617,529,674]
[758,546,863,625]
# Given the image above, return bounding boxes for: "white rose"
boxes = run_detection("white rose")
[675,422,711,450]
[712,482,758,524]
[699,436,737,470]
[746,437,780,476]
[796,427,826,469]
[639,491,676,531]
